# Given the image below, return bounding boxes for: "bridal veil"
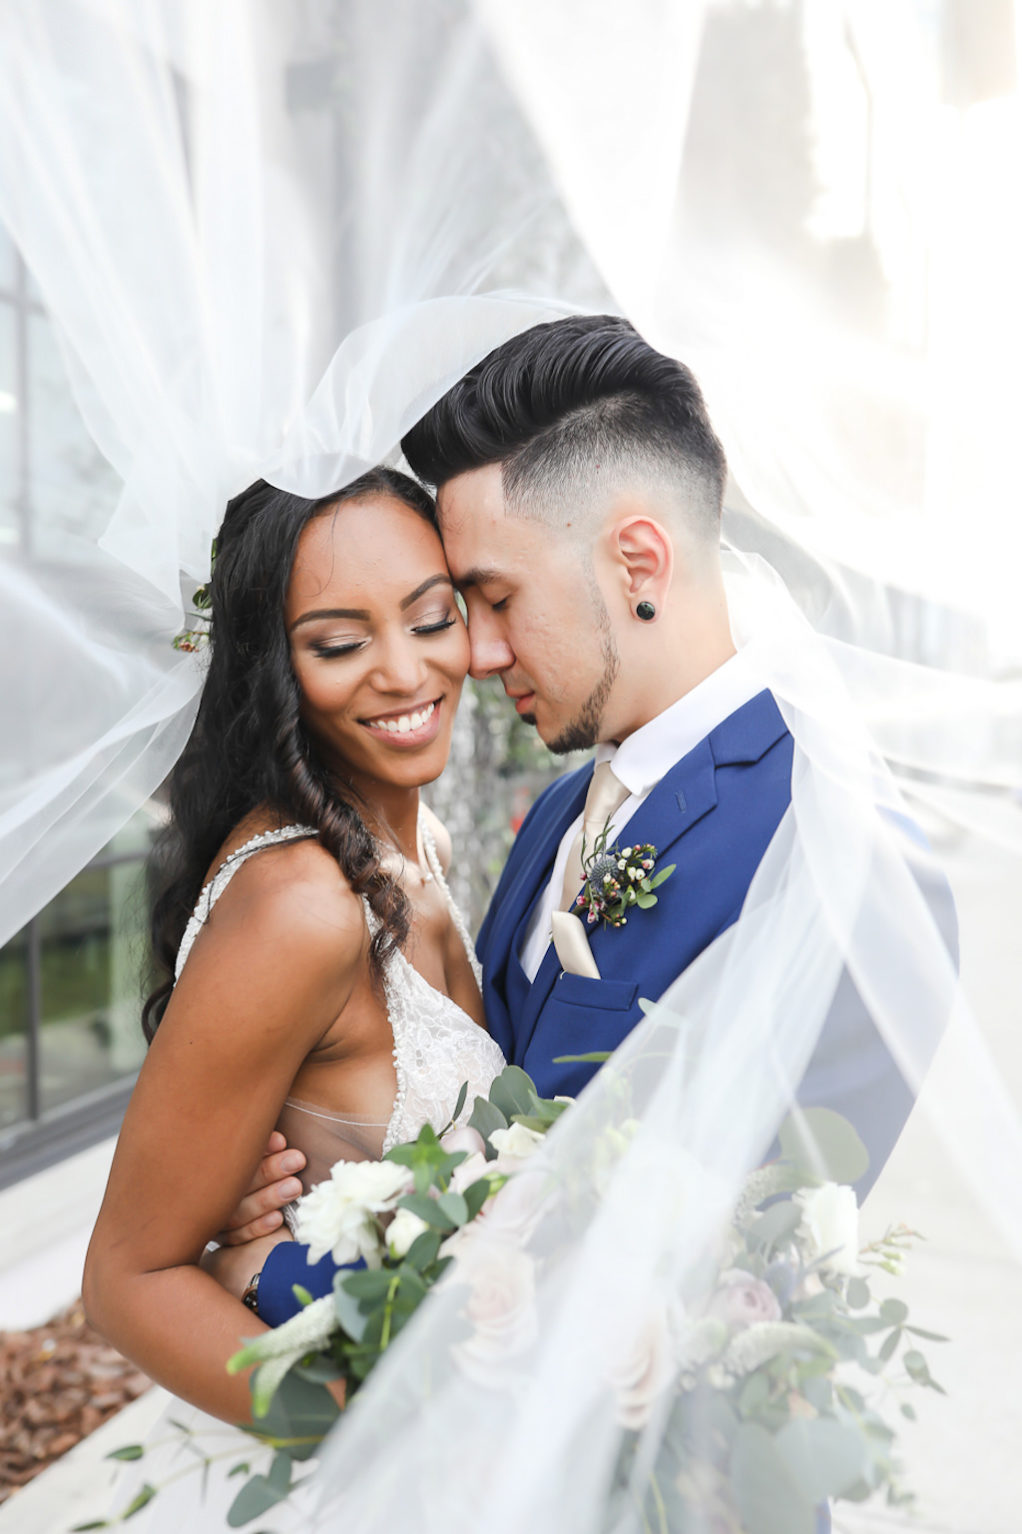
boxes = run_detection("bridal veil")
[0,2,1020,1529]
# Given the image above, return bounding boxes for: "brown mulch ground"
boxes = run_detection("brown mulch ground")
[0,1299,151,1507]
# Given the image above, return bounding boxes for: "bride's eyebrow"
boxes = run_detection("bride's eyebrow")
[399,574,453,610]
[291,574,453,632]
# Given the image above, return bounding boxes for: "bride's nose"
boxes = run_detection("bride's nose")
[368,629,429,694]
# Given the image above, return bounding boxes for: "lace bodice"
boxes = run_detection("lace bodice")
[174,817,505,1175]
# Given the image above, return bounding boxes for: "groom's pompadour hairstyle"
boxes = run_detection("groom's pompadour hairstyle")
[401,314,727,538]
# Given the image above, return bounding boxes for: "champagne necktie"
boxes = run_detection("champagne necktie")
[559,761,630,912]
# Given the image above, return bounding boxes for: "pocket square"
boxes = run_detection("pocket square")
[550,909,601,979]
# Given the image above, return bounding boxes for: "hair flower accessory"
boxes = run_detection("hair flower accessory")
[574,823,675,928]
[171,537,218,652]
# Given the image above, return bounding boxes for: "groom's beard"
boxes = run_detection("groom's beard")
[547,599,621,756]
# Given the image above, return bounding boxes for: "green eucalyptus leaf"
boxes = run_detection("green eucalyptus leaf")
[227,1472,290,1527]
[775,1417,868,1502]
[397,1192,455,1230]
[879,1297,909,1326]
[468,1095,507,1152]
[292,1283,314,1309]
[634,891,658,909]
[342,1267,396,1299]
[488,1066,539,1121]
[730,1423,817,1534]
[462,1176,492,1221]
[105,1444,145,1462]
[845,1276,870,1310]
[228,1461,252,1477]
[121,1483,157,1520]
[778,1107,870,1186]
[243,1370,340,1462]
[71,1523,112,1531]
[649,863,676,888]
[900,1403,917,1421]
[552,1051,612,1064]
[905,1325,949,1342]
[403,1227,443,1270]
[877,1327,902,1364]
[750,1198,801,1249]
[269,1450,293,1492]
[436,1189,469,1226]
[333,1281,368,1342]
[451,1081,469,1122]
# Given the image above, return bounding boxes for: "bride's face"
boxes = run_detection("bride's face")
[286,493,469,793]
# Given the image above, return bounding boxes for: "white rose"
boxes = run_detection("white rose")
[387,1205,430,1259]
[447,1233,538,1383]
[450,1149,494,1196]
[607,1301,681,1431]
[795,1182,860,1275]
[440,1124,487,1158]
[488,1122,545,1172]
[293,1159,411,1268]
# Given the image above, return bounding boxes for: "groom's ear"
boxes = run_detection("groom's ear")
[608,513,674,602]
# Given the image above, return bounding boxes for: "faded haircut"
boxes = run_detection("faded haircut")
[401,314,727,542]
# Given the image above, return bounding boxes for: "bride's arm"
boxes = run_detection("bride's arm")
[82,852,364,1425]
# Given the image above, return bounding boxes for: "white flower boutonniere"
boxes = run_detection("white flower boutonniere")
[574,823,675,929]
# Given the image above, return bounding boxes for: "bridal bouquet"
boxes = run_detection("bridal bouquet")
[93,1073,945,1532]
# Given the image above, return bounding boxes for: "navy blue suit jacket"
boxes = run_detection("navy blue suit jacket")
[258,690,953,1371]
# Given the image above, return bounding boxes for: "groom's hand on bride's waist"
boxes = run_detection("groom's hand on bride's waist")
[214,1129,306,1246]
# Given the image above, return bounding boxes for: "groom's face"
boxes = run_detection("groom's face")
[437,464,621,753]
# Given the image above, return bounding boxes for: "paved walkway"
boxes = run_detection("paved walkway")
[2,829,1019,1533]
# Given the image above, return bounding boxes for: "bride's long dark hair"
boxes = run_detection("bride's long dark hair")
[142,467,437,1041]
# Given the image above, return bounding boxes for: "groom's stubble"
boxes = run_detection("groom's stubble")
[543,574,621,755]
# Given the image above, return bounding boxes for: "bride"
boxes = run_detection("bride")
[81,466,505,1423]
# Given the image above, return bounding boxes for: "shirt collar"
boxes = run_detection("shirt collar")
[595,650,762,798]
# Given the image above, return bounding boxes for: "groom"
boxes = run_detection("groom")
[232,315,953,1322]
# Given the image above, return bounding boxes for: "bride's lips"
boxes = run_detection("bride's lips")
[359,695,445,748]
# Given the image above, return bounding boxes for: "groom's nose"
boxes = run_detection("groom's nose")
[466,615,515,680]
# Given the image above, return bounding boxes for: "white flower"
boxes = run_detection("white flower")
[488,1122,545,1172]
[448,1233,538,1383]
[387,1205,429,1259]
[795,1182,860,1275]
[440,1124,487,1158]
[294,1159,412,1268]
[606,1300,681,1431]
[450,1149,494,1196]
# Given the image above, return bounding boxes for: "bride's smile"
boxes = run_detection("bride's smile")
[286,491,469,793]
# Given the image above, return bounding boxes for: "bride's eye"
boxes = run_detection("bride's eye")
[412,614,457,636]
[311,639,365,658]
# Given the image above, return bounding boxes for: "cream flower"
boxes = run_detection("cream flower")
[387,1205,430,1259]
[488,1121,545,1173]
[449,1233,538,1382]
[294,1159,412,1268]
[607,1301,681,1431]
[795,1182,860,1275]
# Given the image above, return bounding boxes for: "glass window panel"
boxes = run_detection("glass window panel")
[0,299,18,548]
[37,858,148,1114]
[0,223,15,294]
[0,925,30,1133]
[26,309,120,552]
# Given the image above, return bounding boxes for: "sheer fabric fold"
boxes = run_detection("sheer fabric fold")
[1,2,1020,1528]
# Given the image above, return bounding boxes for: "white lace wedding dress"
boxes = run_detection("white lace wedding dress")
[101,813,506,1530]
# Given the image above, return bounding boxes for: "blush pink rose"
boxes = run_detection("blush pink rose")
[706,1269,782,1329]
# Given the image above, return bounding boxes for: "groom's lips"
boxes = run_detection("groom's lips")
[507,689,536,716]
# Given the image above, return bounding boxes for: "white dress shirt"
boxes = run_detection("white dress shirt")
[519,651,763,981]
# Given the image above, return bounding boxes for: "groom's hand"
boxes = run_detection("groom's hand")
[214,1130,306,1246]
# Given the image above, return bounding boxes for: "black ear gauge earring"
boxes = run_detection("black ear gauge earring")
[636,600,656,621]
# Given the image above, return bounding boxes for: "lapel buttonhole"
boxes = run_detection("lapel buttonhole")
[675,789,688,814]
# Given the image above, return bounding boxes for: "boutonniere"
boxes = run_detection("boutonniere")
[574,823,675,929]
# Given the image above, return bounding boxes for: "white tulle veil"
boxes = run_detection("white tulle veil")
[1,1,1020,1529]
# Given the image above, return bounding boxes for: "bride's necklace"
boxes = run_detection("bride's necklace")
[365,817,434,887]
